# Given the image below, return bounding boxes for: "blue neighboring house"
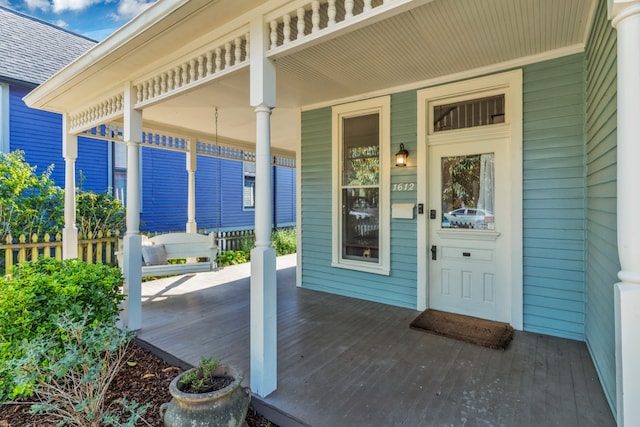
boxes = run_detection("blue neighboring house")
[0,5,296,234]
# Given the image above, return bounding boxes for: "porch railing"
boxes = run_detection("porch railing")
[266,0,409,55]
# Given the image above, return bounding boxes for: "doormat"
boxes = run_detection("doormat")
[410,309,514,350]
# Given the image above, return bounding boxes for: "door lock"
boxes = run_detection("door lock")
[430,245,437,261]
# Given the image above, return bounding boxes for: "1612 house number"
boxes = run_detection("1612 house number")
[392,182,415,192]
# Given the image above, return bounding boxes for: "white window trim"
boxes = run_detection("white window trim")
[331,96,391,275]
[243,161,256,211]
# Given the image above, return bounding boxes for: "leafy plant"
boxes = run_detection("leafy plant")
[271,228,296,256]
[0,151,125,243]
[9,312,149,426]
[0,150,64,241]
[216,250,250,267]
[214,229,295,266]
[76,190,125,239]
[177,357,233,394]
[0,257,124,401]
[237,236,255,253]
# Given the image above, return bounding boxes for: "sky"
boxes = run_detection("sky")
[1,0,156,41]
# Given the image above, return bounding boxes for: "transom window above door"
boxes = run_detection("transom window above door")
[434,94,505,132]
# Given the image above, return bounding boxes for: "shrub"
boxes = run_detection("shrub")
[0,257,124,401]
[0,150,64,241]
[216,250,250,267]
[9,312,149,426]
[272,228,296,256]
[0,150,125,243]
[76,190,125,239]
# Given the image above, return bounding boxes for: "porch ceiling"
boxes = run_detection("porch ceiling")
[26,0,597,152]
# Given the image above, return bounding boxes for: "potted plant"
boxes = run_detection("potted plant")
[160,357,251,427]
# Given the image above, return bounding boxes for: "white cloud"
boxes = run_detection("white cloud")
[52,0,98,12]
[24,0,51,11]
[0,0,11,7]
[54,19,67,27]
[114,0,154,20]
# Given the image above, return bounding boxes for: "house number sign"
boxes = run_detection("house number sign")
[391,182,415,192]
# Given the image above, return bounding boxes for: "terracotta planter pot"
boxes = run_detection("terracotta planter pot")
[160,364,251,427]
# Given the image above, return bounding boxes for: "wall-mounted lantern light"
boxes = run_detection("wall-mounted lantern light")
[395,143,409,167]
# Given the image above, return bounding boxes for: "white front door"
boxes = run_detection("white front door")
[428,137,511,323]
[416,70,523,328]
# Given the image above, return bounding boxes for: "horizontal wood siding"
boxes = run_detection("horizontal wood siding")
[584,0,618,413]
[77,136,108,193]
[9,85,108,192]
[389,91,418,291]
[300,92,417,309]
[219,159,254,229]
[275,166,296,225]
[142,152,295,233]
[9,85,64,184]
[194,155,221,230]
[522,54,586,340]
[141,147,188,231]
[8,83,295,234]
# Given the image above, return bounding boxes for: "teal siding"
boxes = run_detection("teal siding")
[390,91,418,290]
[301,53,596,344]
[301,92,418,309]
[584,0,618,414]
[522,54,586,340]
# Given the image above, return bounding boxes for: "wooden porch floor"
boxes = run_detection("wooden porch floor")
[137,255,615,427]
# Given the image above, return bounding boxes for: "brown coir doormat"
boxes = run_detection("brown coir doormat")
[410,309,514,350]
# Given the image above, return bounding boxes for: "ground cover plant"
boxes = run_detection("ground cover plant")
[7,313,148,426]
[0,342,277,427]
[0,258,124,402]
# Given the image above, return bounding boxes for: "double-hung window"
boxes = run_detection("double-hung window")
[243,161,256,210]
[332,97,390,275]
[112,141,127,204]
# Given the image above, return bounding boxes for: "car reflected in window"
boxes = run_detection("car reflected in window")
[443,208,494,229]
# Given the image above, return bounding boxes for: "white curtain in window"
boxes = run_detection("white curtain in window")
[477,153,494,214]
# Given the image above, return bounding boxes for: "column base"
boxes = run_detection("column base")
[62,227,78,259]
[615,282,640,426]
[250,246,277,397]
[121,234,142,331]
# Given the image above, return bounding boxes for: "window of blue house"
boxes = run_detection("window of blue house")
[243,161,256,209]
[113,142,127,205]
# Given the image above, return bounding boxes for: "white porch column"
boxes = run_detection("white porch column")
[186,141,197,233]
[249,16,277,397]
[62,114,78,259]
[121,82,143,331]
[610,2,640,425]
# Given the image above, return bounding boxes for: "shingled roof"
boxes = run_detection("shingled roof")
[0,6,96,86]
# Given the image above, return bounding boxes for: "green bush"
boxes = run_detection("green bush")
[76,190,125,239]
[0,150,64,241]
[9,312,148,426]
[0,150,125,243]
[214,229,296,266]
[216,250,250,267]
[0,257,124,401]
[272,228,296,256]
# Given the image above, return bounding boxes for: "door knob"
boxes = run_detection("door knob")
[431,245,437,261]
